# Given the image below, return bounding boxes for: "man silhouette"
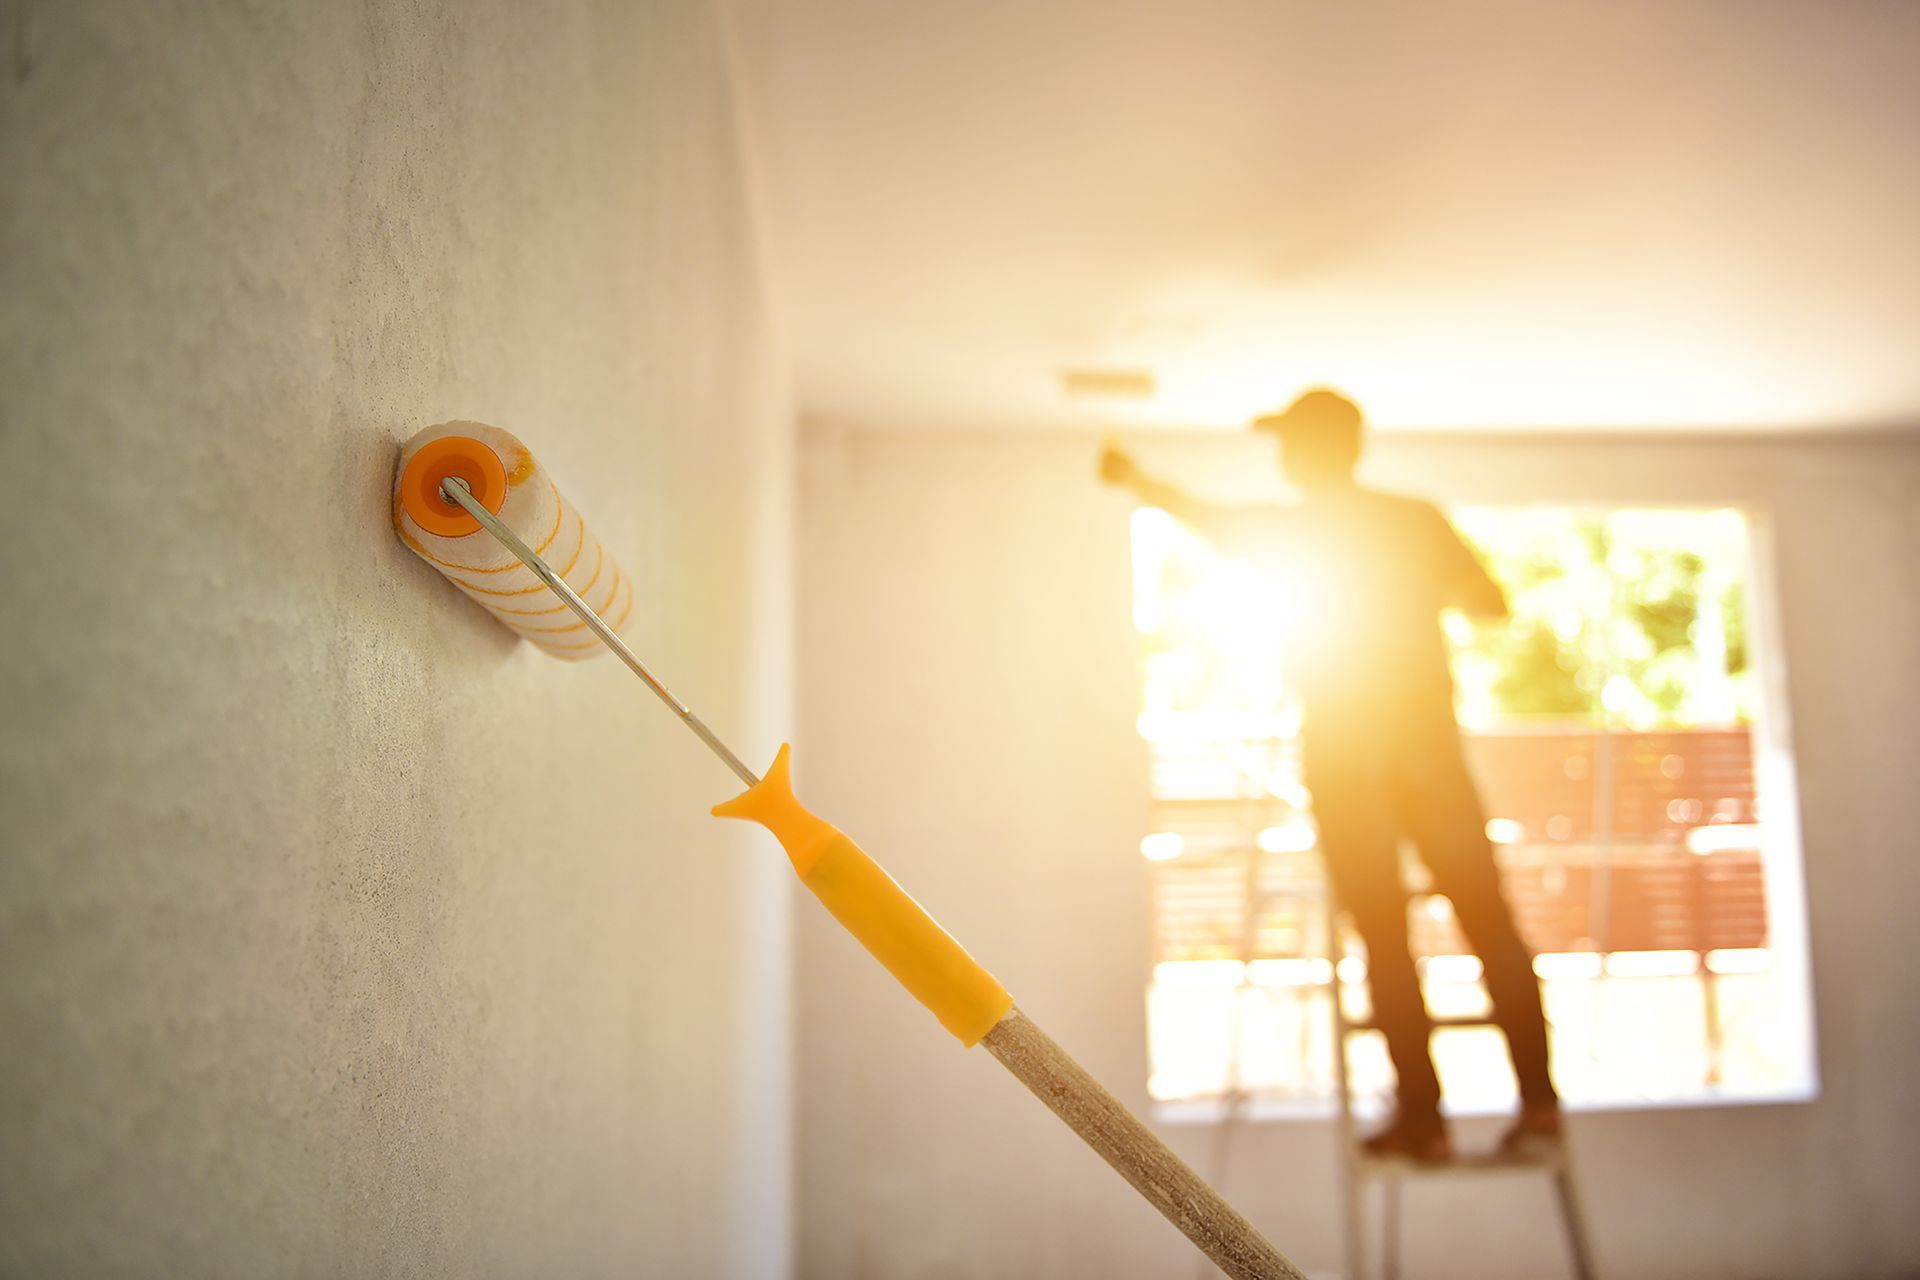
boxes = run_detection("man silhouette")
[1102,389,1560,1160]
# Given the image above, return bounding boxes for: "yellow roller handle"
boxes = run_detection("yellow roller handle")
[712,744,1013,1045]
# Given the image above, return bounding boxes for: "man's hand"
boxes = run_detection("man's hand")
[1099,444,1140,488]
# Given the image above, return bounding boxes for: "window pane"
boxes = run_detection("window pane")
[1136,505,1812,1109]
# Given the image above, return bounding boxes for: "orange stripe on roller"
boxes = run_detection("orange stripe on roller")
[436,527,583,597]
[489,598,571,617]
[451,574,559,598]
[553,510,588,577]
[534,583,634,650]
[478,508,588,619]
[512,613,592,635]
[577,539,606,595]
[595,566,627,613]
[507,567,628,635]
[605,585,637,632]
[399,528,555,596]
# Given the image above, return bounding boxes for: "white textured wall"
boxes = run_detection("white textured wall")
[1,3,791,1276]
[795,424,1920,1280]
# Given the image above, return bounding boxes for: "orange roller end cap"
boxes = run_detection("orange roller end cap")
[400,436,509,538]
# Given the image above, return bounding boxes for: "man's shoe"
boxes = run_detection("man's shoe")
[1359,1112,1452,1163]
[1496,1102,1563,1159]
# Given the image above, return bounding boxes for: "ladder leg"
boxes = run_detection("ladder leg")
[1549,1159,1598,1280]
[1328,895,1368,1280]
[1344,1165,1368,1280]
[1379,1172,1403,1280]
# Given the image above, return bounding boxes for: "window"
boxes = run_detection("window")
[1135,505,1814,1113]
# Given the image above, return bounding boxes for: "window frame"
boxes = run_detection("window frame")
[1135,498,1820,1121]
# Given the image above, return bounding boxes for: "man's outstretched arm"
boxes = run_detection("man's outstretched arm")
[1099,445,1267,549]
[1451,563,1509,618]
[1431,507,1509,618]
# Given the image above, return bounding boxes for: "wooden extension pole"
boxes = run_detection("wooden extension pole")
[980,1008,1307,1280]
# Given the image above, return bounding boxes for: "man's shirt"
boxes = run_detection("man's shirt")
[1177,488,1495,719]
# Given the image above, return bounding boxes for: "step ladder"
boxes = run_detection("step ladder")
[1329,895,1598,1280]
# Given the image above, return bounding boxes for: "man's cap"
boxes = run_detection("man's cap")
[1253,388,1363,437]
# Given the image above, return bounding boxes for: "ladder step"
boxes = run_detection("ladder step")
[1355,1145,1569,1175]
[1342,1014,1497,1033]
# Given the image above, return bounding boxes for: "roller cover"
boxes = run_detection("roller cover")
[394,422,632,659]
[713,744,1015,1045]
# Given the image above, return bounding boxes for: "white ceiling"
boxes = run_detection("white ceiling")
[725,1,1920,431]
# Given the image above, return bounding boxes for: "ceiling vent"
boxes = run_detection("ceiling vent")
[1058,367,1156,400]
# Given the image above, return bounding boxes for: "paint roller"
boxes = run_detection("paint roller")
[395,423,1305,1280]
[395,423,633,658]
